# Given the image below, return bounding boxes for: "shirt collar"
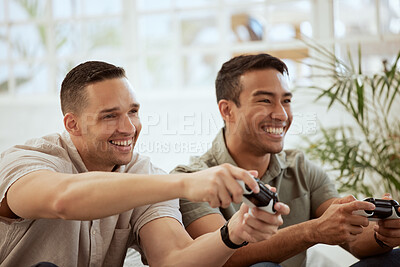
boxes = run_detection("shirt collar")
[262,151,287,183]
[211,128,238,166]
[61,131,88,173]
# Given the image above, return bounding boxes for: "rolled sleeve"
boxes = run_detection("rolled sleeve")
[131,198,182,261]
[305,157,339,217]
[0,148,67,205]
[179,198,221,228]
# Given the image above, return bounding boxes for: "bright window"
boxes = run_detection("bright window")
[0,0,399,96]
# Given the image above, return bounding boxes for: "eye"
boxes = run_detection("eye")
[102,113,117,120]
[128,109,138,116]
[259,99,271,103]
[283,98,292,104]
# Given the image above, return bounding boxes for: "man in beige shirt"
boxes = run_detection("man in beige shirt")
[0,61,289,267]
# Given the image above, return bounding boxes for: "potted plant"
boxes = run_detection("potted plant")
[301,40,400,199]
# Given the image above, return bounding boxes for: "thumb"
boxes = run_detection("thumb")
[382,193,392,200]
[334,195,357,205]
[248,170,258,178]
[239,202,250,215]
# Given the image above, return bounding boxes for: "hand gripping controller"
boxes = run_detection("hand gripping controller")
[237,178,278,214]
[353,198,400,221]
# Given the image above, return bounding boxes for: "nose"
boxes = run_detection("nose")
[271,102,288,121]
[118,114,136,134]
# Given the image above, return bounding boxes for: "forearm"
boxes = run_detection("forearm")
[224,221,317,266]
[8,170,186,220]
[164,230,235,267]
[55,172,187,219]
[8,164,259,220]
[141,219,235,267]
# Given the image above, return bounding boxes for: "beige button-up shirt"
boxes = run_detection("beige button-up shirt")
[0,132,181,267]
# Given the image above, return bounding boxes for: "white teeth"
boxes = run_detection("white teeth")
[110,139,133,146]
[263,127,284,135]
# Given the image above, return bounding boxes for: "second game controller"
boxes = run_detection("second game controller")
[353,198,400,221]
[237,178,279,214]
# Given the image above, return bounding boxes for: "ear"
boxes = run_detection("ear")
[63,113,81,136]
[218,99,235,123]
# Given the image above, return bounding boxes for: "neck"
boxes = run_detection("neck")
[224,129,271,178]
[70,135,115,172]
[83,161,115,172]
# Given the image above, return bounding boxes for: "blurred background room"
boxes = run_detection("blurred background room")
[1,0,400,265]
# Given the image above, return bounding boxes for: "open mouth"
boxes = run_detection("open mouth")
[261,125,286,136]
[109,139,133,147]
[109,139,134,152]
[262,126,284,135]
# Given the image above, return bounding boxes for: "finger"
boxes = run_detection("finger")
[274,202,290,216]
[217,181,235,208]
[204,186,220,208]
[249,207,283,226]
[375,223,400,238]
[335,195,357,205]
[269,187,277,193]
[263,183,276,192]
[235,203,250,221]
[343,200,375,213]
[240,215,278,242]
[248,170,258,178]
[347,225,364,235]
[378,228,400,240]
[242,220,278,240]
[208,198,221,208]
[382,193,392,200]
[211,175,234,207]
[240,202,250,214]
[222,175,245,204]
[229,166,259,193]
[213,165,244,203]
[349,215,370,227]
[379,218,400,229]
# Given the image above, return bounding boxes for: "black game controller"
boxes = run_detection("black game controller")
[353,198,400,221]
[237,178,279,214]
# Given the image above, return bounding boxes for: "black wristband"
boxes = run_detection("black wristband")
[220,220,249,249]
[374,232,390,249]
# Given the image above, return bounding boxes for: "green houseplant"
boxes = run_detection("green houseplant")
[301,40,400,199]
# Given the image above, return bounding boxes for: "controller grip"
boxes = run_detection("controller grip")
[353,198,400,221]
[237,180,277,214]
[352,209,374,218]
[353,208,400,221]
[242,197,276,214]
[237,180,252,194]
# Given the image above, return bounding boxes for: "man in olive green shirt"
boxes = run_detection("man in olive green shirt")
[172,54,400,267]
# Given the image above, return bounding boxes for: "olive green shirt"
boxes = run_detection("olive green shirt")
[171,129,339,267]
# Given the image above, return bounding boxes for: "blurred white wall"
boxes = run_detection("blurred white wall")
[0,85,349,173]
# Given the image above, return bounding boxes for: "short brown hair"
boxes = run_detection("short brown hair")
[216,54,289,107]
[60,61,126,115]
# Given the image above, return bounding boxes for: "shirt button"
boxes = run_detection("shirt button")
[92,230,96,235]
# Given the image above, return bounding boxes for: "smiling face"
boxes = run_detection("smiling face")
[225,68,293,156]
[67,77,142,171]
